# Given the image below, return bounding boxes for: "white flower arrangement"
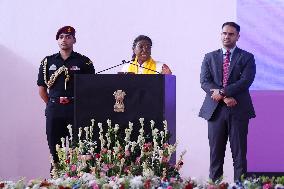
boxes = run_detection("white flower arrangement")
[51,118,186,181]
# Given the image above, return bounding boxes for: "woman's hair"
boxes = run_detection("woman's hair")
[132,35,152,61]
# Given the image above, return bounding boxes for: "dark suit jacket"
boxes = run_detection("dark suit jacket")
[199,47,256,120]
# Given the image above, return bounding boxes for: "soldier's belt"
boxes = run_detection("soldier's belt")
[49,97,74,104]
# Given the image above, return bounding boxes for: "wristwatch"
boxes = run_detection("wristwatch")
[219,88,225,96]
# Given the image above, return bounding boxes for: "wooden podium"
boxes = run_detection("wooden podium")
[74,74,176,144]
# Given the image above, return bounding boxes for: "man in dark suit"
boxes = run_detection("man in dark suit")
[199,22,256,182]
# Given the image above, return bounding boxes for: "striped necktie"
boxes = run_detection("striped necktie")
[223,50,230,87]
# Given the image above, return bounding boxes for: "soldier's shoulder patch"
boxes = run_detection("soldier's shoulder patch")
[86,60,93,65]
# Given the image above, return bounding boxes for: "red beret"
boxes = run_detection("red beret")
[56,26,76,40]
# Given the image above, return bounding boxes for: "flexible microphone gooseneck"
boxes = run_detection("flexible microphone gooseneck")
[96,60,161,74]
[96,60,130,74]
[129,61,161,74]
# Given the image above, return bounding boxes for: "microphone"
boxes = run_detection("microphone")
[96,60,129,74]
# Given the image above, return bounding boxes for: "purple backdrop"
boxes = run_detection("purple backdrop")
[248,91,284,172]
[237,0,284,173]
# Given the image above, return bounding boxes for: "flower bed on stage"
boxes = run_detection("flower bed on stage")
[1,119,284,188]
[1,175,284,188]
[0,174,195,189]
